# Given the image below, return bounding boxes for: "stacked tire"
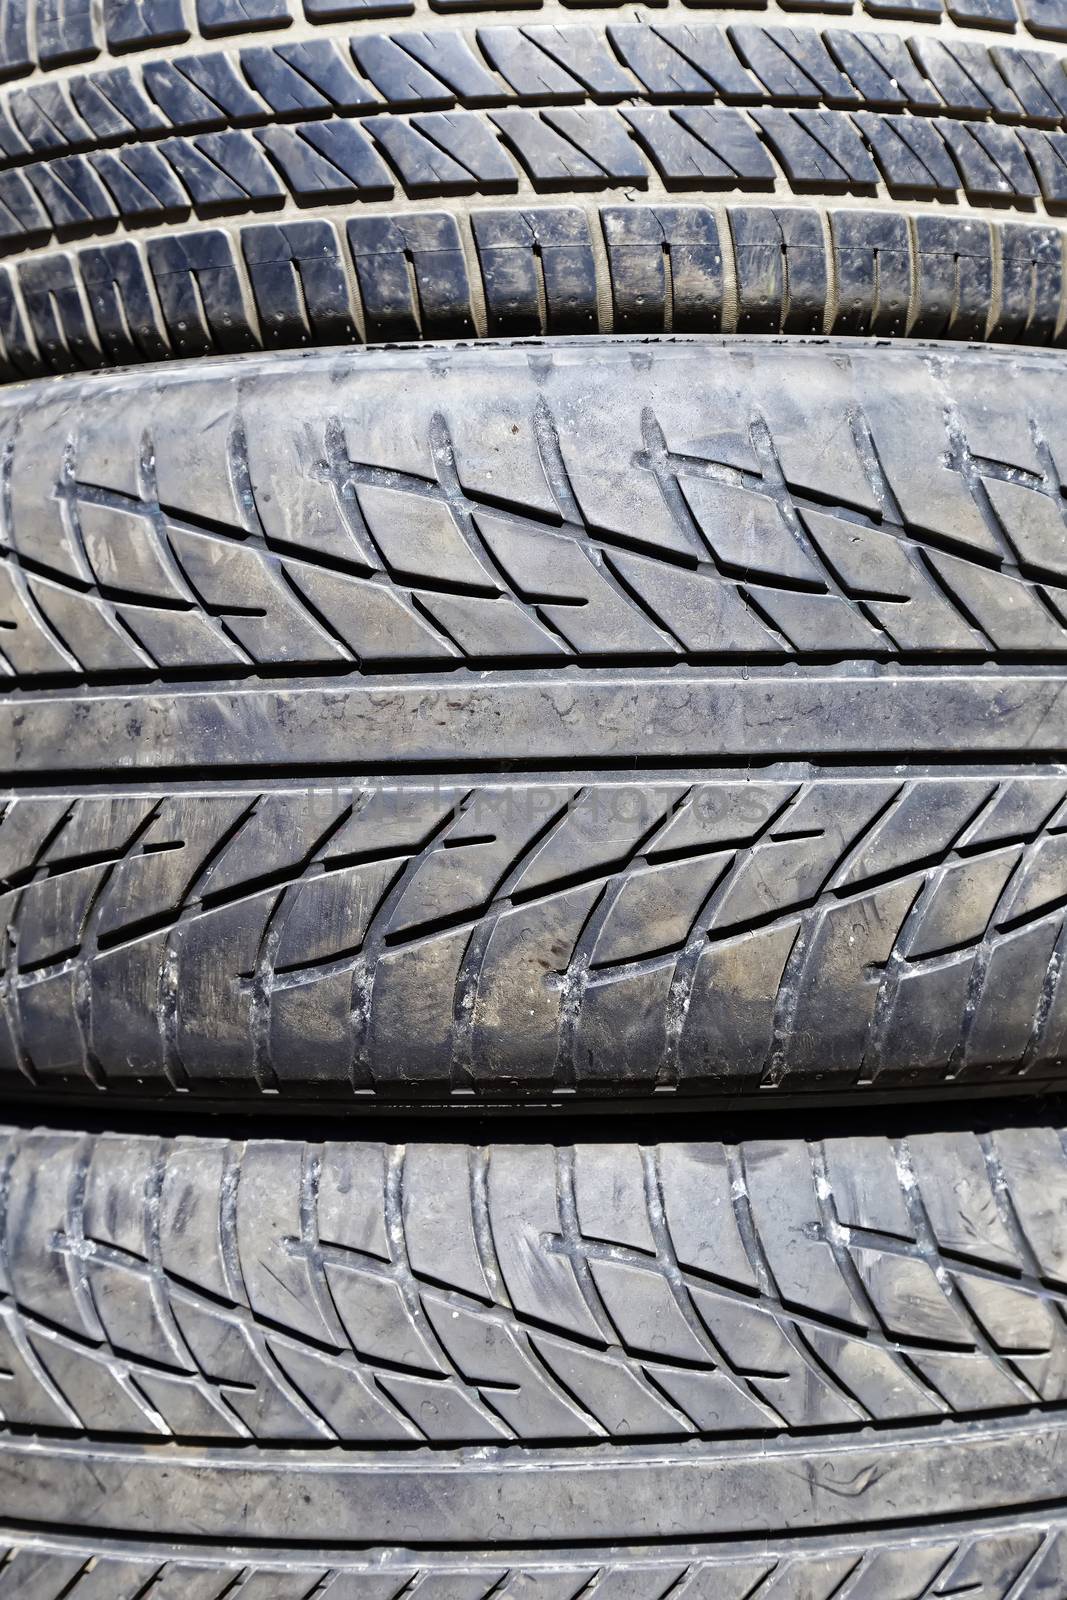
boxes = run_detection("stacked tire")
[2,0,1067,1588]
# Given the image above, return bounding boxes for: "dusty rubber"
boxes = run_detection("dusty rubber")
[1,0,1067,371]
[6,336,1067,1104]
[0,1122,1066,1589]
[6,1526,1067,1599]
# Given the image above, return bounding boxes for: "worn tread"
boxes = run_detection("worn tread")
[0,6,1066,365]
[2,0,1067,81]
[3,1517,1067,1596]
[0,1127,1066,1579]
[4,338,1067,685]
[6,775,1067,1096]
[6,338,1067,1101]
[0,201,1063,375]
[0,1124,1064,1445]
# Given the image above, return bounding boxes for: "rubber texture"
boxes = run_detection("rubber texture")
[7,336,1067,1105]
[0,1123,1066,1587]
[7,1526,1067,1600]
[2,0,1067,370]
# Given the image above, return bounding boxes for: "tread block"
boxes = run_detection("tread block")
[732,24,858,103]
[104,0,189,50]
[347,210,474,335]
[474,206,597,334]
[730,204,827,329]
[146,227,257,354]
[197,0,291,33]
[242,218,354,342]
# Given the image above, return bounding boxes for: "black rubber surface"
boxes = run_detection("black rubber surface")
[3,1524,1067,1597]
[0,1122,1066,1588]
[5,336,1067,1105]
[4,1526,1067,1599]
[0,0,1066,370]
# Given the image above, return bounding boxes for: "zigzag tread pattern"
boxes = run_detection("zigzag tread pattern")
[3,1517,1067,1597]
[0,9,1066,371]
[1,1127,1066,1450]
[5,338,1067,681]
[6,343,1067,1097]
[6,774,1067,1093]
[4,0,1067,87]
[6,18,1067,235]
[12,19,1067,172]
[6,0,1067,85]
